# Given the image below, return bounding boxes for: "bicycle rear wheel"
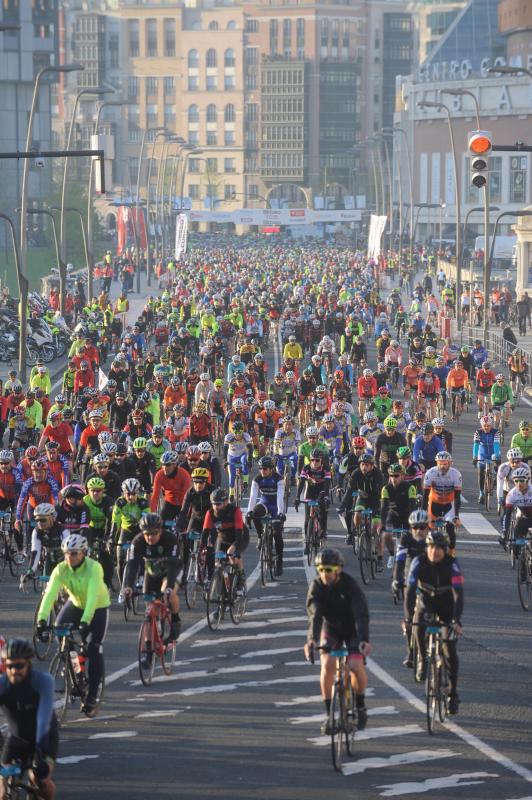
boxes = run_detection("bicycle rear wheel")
[330,682,345,772]
[359,531,371,585]
[138,620,156,686]
[485,470,492,512]
[345,684,357,757]
[438,657,449,723]
[32,604,54,661]
[283,465,291,513]
[8,544,26,578]
[517,548,532,610]
[260,536,268,587]
[206,570,223,631]
[160,614,177,675]
[49,652,71,722]
[230,572,247,624]
[185,553,200,609]
[425,655,438,735]
[311,516,321,562]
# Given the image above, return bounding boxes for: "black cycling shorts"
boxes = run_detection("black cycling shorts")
[320,621,362,657]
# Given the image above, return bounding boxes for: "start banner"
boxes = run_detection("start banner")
[186,208,362,225]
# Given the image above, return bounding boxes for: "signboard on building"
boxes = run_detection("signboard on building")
[186,208,362,225]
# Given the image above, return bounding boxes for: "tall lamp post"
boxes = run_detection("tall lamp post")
[384,126,414,266]
[417,100,462,328]
[87,99,123,300]
[374,133,394,247]
[144,129,167,287]
[0,213,27,378]
[20,62,83,344]
[488,66,532,80]
[60,86,110,267]
[52,205,89,284]
[135,126,165,290]
[26,208,65,310]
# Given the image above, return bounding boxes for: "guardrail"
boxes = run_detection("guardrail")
[461,325,530,373]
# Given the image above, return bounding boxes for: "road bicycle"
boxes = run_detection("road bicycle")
[31,576,67,662]
[304,499,324,567]
[388,528,408,605]
[450,389,465,424]
[516,530,532,610]
[233,465,243,508]
[122,575,145,622]
[211,413,225,455]
[282,460,292,514]
[0,511,25,578]
[184,531,208,609]
[480,459,496,512]
[259,513,277,586]
[1,763,44,799]
[424,618,452,735]
[49,624,104,722]
[206,551,247,630]
[358,509,379,585]
[312,646,357,772]
[137,594,177,687]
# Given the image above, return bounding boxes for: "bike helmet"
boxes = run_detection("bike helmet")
[139,513,162,531]
[378,386,390,395]
[306,426,318,437]
[363,368,372,377]
[311,448,324,460]
[258,456,275,470]
[152,425,165,436]
[232,422,244,434]
[383,417,397,429]
[396,446,411,458]
[316,385,327,394]
[1,639,34,661]
[0,449,13,463]
[191,467,210,480]
[409,509,429,526]
[62,484,85,500]
[30,457,47,471]
[87,476,106,491]
[93,453,109,466]
[323,414,334,423]
[133,437,147,450]
[210,488,228,503]
[161,450,179,465]
[187,445,201,457]
[122,478,141,494]
[432,418,444,427]
[421,423,434,434]
[352,437,366,448]
[25,446,39,460]
[435,450,452,462]
[48,410,62,423]
[233,398,245,409]
[89,409,103,419]
[33,503,56,518]
[315,548,344,568]
[361,453,375,464]
[101,442,117,457]
[426,530,448,548]
[98,431,113,444]
[264,400,275,411]
[495,373,505,381]
[62,533,89,553]
[363,411,377,423]
[198,441,212,454]
[513,466,531,480]
[55,394,66,404]
[507,447,523,460]
[388,463,404,475]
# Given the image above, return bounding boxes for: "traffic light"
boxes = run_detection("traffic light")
[468,130,492,189]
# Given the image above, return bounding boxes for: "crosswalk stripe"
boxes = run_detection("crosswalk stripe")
[307,724,423,747]
[341,748,461,777]
[460,512,500,537]
[376,771,499,797]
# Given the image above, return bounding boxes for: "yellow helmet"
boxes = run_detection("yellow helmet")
[191,467,210,480]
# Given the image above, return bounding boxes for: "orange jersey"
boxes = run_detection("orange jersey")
[446,369,469,390]
[357,376,377,398]
[164,385,187,409]
[402,365,422,387]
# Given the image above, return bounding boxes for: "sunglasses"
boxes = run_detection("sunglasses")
[65,550,82,556]
[317,566,339,574]
[144,531,160,537]
[514,478,528,483]
[412,525,428,530]
[0,461,11,466]
[192,478,207,483]
[212,501,225,506]
[90,488,104,493]
[6,661,28,670]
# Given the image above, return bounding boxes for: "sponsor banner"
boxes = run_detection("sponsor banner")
[186,208,362,225]
[367,214,388,260]
[174,213,188,260]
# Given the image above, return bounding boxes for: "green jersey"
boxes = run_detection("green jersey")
[84,495,113,535]
[298,439,329,467]
[491,382,513,406]
[38,556,110,625]
[111,496,150,534]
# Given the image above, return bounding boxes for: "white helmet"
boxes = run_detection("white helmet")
[507,447,523,460]
[33,503,57,519]
[513,466,531,480]
[62,533,89,553]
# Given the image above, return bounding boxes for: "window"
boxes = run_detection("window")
[206,75,217,91]
[248,183,259,199]
[188,48,199,68]
[189,158,201,173]
[224,184,236,200]
[246,19,258,33]
[188,75,199,90]
[146,77,157,95]
[296,18,305,50]
[188,130,199,145]
[245,103,258,121]
[146,104,158,127]
[320,19,328,48]
[164,104,176,125]
[224,158,236,173]
[245,72,257,90]
[188,184,200,200]
[331,19,339,48]
[227,20,236,30]
[206,48,217,68]
[283,18,291,54]
[224,130,235,145]
[164,19,175,57]
[207,131,217,145]
[164,76,175,94]
[489,156,502,203]
[224,48,235,68]
[109,33,119,68]
[128,76,139,98]
[208,20,219,30]
[206,158,218,173]
[128,20,139,57]
[224,75,235,90]
[146,19,157,57]
[510,156,527,204]
[129,157,139,179]
[342,20,349,49]
[206,104,217,123]
[188,104,199,123]
[224,104,235,122]
[245,47,257,65]
[269,19,278,55]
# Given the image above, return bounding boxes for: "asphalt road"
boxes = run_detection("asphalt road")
[2,318,532,799]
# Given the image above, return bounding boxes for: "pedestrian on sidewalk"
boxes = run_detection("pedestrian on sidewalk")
[516,295,530,336]
[501,321,518,362]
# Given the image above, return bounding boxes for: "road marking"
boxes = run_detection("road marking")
[236,616,307,628]
[376,771,499,796]
[289,707,397,725]
[135,709,186,718]
[191,629,308,647]
[460,512,500,536]
[241,646,300,659]
[461,494,469,504]
[57,755,100,765]
[129,662,274,687]
[275,694,323,706]
[129,673,317,700]
[248,594,299,603]
[245,606,301,616]
[308,724,423,747]
[341,748,460,776]
[522,397,532,408]
[456,539,498,545]
[89,731,138,739]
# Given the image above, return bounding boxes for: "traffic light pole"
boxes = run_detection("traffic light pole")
[482,182,490,346]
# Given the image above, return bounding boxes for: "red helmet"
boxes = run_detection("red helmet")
[334,370,344,380]
[378,386,390,395]
[352,437,366,448]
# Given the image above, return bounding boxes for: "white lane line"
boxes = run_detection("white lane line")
[245,606,301,617]
[129,662,274,687]
[234,616,307,629]
[341,748,461,776]
[248,594,299,603]
[307,724,423,747]
[461,495,469,504]
[191,629,308,648]
[522,397,532,408]
[376,771,499,797]
[460,512,500,537]
[241,646,300,659]
[135,709,187,718]
[57,755,100,765]
[129,673,317,700]
[289,707,397,725]
[456,539,498,545]
[89,731,138,739]
[275,695,323,707]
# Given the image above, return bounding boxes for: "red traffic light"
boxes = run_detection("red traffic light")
[468,130,492,156]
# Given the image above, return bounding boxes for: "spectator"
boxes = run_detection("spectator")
[516,294,530,336]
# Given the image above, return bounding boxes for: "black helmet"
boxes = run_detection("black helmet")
[251,502,269,519]
[139,513,162,531]
[210,488,228,504]
[426,529,448,548]
[2,638,34,660]
[258,455,274,469]
[311,448,324,460]
[315,548,344,568]
[421,423,434,434]
[62,484,85,501]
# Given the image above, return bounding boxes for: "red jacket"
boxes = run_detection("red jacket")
[150,466,192,510]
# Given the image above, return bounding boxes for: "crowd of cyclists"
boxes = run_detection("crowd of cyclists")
[0,237,529,796]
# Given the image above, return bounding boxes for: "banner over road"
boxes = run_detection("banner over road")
[186,208,362,225]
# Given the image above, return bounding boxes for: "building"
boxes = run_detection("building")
[409,0,468,64]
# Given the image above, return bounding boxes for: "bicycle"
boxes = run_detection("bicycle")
[516,529,532,610]
[424,618,452,735]
[211,413,225,455]
[122,575,145,622]
[233,465,243,508]
[450,389,464,424]
[206,551,247,630]
[1,763,44,799]
[137,593,177,687]
[49,623,104,722]
[31,576,66,662]
[0,511,25,578]
[481,459,496,512]
[304,499,324,567]
[312,646,356,772]
[390,364,400,390]
[184,531,208,609]
[358,509,378,585]
[259,513,277,586]
[389,528,408,604]
[281,460,292,514]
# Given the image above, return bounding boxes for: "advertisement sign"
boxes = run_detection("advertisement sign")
[175,214,188,260]
[186,208,362,225]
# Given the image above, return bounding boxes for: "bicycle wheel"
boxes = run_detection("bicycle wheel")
[49,652,71,722]
[267,528,277,583]
[160,614,177,675]
[345,684,357,757]
[330,682,345,773]
[32,604,54,662]
[230,571,247,624]
[260,535,268,587]
[123,592,137,622]
[234,471,242,508]
[517,548,532,610]
[351,517,358,556]
[8,543,26,578]
[369,527,378,579]
[283,465,291,513]
[138,619,156,686]
[358,531,371,585]
[206,569,223,631]
[425,654,438,735]
[438,654,449,723]
[185,553,200,609]
[304,517,312,567]
[312,516,321,561]
[485,469,492,512]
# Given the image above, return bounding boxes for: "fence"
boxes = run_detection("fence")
[461,325,530,374]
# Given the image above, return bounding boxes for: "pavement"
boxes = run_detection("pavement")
[2,289,532,799]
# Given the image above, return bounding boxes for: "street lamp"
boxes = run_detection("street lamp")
[383,126,414,266]
[19,62,83,351]
[374,133,394,246]
[440,88,481,130]
[60,86,111,267]
[417,100,463,327]
[51,206,89,289]
[178,147,203,213]
[135,126,165,289]
[25,208,65,312]
[145,129,167,285]
[87,99,123,300]
[0,213,27,379]
[412,203,441,247]
[488,66,532,80]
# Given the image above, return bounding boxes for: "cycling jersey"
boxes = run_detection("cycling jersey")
[359,422,384,452]
[38,555,110,625]
[247,471,284,516]
[112,497,150,535]
[447,369,469,390]
[357,376,377,399]
[491,383,513,406]
[225,432,252,457]
[476,369,496,390]
[402,365,422,388]
[381,481,417,529]
[150,466,192,511]
[473,428,501,462]
[509,433,532,461]
[423,466,462,507]
[16,477,59,522]
[274,429,301,457]
[413,435,444,468]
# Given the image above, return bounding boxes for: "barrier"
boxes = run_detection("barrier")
[461,325,530,372]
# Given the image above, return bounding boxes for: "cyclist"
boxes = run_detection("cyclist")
[224,420,253,501]
[371,386,393,424]
[497,447,525,513]
[433,356,449,413]
[273,415,300,485]
[146,426,171,470]
[297,426,330,473]
[15,459,60,546]
[473,414,501,504]
[490,374,513,431]
[150,449,192,520]
[83,476,114,586]
[374,417,406,475]
[304,548,371,734]
[295,450,331,553]
[123,513,182,663]
[510,420,532,465]
[396,445,423,493]
[125,437,157,497]
[359,411,383,454]
[111,478,150,579]
[380,464,417,568]
[413,423,444,473]
[339,453,383,550]
[446,360,470,418]
[177,467,213,544]
[416,367,440,419]
[337,436,366,492]
[36,533,110,717]
[502,464,532,552]
[508,349,528,392]
[393,508,429,667]
[25,504,66,583]
[384,339,403,388]
[0,639,57,800]
[422,451,461,549]
[201,488,249,585]
[246,456,286,576]
[357,368,377,418]
[404,529,463,714]
[86,453,122,502]
[475,361,496,415]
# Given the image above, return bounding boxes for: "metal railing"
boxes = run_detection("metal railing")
[462,325,530,375]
